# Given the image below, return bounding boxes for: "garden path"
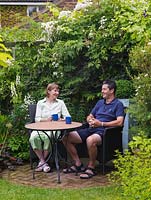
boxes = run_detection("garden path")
[0,163,111,189]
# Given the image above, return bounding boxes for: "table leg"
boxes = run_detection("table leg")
[54,142,61,184]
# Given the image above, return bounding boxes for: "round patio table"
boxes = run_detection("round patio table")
[25,120,82,183]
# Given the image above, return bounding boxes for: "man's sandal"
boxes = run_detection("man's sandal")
[80,167,97,179]
[63,163,85,174]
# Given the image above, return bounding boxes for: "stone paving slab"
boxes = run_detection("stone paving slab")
[1,164,111,189]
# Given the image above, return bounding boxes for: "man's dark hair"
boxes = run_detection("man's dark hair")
[103,80,116,94]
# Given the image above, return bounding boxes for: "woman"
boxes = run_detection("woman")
[29,83,70,172]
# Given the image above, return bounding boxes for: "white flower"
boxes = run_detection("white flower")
[88,30,94,38]
[58,11,71,19]
[147,42,151,46]
[16,75,20,86]
[52,62,56,66]
[99,16,107,29]
[41,21,57,41]
[145,73,148,77]
[141,50,145,53]
[52,62,59,68]
[24,94,35,106]
[60,72,63,77]
[54,63,59,68]
[6,59,12,66]
[74,0,93,11]
[53,71,58,76]
[11,82,17,97]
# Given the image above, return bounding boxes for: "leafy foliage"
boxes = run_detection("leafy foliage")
[129,44,151,137]
[116,80,134,98]
[1,0,151,159]
[0,35,12,67]
[0,0,136,116]
[110,136,151,200]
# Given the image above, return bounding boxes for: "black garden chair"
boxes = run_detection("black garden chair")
[76,112,126,174]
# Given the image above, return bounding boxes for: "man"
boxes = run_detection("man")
[62,80,124,179]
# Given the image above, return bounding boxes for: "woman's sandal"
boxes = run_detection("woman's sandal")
[43,163,51,173]
[80,167,97,179]
[63,163,85,174]
[35,161,43,172]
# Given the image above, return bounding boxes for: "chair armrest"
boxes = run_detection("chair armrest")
[103,126,123,136]
[102,126,123,151]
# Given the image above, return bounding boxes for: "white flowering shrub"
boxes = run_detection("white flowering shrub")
[74,0,93,11]
[58,10,71,19]
[129,44,151,137]
[41,21,58,41]
[24,94,35,109]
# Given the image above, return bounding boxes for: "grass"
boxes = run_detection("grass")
[0,179,122,200]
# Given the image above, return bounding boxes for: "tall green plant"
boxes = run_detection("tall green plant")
[129,43,151,137]
[110,136,151,200]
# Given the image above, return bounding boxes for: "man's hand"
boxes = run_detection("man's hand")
[92,119,102,127]
[88,118,102,128]
[87,114,95,127]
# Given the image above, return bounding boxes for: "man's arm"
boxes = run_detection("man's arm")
[89,116,124,128]
[101,116,124,127]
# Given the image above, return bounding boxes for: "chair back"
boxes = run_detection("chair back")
[28,104,38,167]
[28,104,37,123]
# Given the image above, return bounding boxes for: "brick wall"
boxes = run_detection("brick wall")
[55,0,77,9]
[0,0,78,27]
[0,6,27,27]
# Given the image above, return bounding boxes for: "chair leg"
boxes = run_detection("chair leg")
[102,163,105,175]
[30,156,33,169]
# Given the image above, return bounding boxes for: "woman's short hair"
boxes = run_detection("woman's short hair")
[46,83,59,97]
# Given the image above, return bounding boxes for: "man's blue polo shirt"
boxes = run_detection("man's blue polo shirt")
[89,98,124,133]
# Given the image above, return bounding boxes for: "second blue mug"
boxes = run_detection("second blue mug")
[65,116,72,124]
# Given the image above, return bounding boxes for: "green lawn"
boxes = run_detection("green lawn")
[0,179,122,200]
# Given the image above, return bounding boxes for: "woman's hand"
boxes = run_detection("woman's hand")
[40,117,52,122]
[48,117,53,121]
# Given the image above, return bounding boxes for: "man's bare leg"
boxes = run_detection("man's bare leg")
[80,134,102,178]
[62,131,83,171]
[87,134,102,168]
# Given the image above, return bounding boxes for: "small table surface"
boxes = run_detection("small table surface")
[25,120,82,131]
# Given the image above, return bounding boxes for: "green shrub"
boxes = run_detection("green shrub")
[129,43,151,137]
[116,80,135,98]
[110,135,151,200]
[8,133,29,160]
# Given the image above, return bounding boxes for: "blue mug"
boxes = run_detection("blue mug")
[52,114,59,121]
[65,116,72,124]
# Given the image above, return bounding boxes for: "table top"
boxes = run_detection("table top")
[25,120,82,131]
